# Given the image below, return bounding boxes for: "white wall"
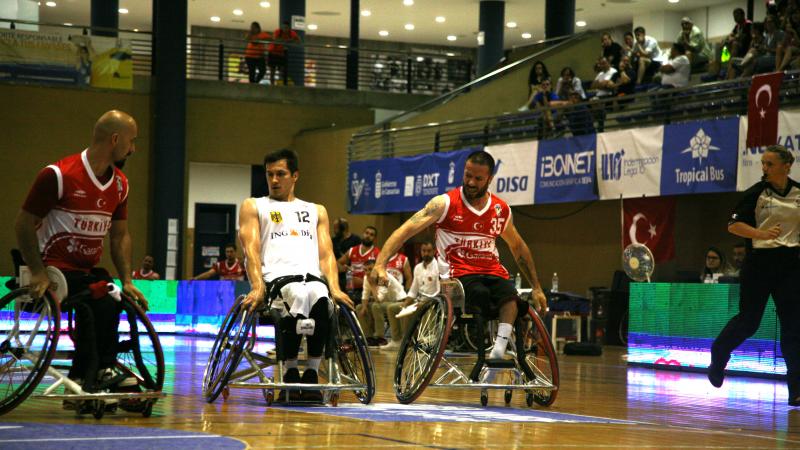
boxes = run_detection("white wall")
[0,0,38,31]
[187,162,252,229]
[634,0,769,43]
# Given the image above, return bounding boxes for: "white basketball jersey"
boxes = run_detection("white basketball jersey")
[255,197,321,282]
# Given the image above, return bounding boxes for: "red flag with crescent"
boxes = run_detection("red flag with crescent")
[622,196,676,263]
[747,72,783,148]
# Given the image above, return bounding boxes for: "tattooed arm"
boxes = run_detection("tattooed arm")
[372,195,446,286]
[500,214,547,313]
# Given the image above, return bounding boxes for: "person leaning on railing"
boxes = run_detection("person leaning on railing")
[245,21,271,84]
[268,21,301,86]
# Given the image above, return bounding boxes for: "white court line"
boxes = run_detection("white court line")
[0,426,23,430]
[0,435,223,443]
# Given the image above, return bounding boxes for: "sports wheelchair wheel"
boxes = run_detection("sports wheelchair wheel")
[520,306,559,406]
[334,305,375,404]
[0,289,60,415]
[202,296,254,403]
[116,296,165,413]
[394,295,453,404]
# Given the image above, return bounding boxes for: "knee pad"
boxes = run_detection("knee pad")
[296,318,315,336]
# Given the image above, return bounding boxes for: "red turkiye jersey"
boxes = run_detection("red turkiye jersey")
[386,253,408,285]
[22,150,129,273]
[347,244,380,289]
[215,258,245,281]
[132,269,160,280]
[435,187,511,279]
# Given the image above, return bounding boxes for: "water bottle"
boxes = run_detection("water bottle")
[515,273,522,291]
[551,272,559,293]
[346,270,353,292]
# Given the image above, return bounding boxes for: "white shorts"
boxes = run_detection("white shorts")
[272,280,329,318]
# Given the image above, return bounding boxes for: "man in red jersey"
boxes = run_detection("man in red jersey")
[132,255,160,280]
[373,150,547,364]
[194,243,246,281]
[15,110,147,391]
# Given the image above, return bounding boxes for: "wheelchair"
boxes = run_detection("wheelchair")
[0,257,165,418]
[393,279,559,407]
[202,276,375,407]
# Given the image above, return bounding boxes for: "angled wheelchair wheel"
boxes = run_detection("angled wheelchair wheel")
[202,296,254,403]
[394,295,453,404]
[521,306,559,407]
[0,289,60,415]
[115,296,165,413]
[334,305,375,404]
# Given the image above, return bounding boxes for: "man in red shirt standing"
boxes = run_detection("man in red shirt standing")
[268,21,301,86]
[132,255,160,280]
[373,151,547,368]
[15,110,147,391]
[193,243,246,281]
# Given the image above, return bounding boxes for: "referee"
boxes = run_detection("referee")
[708,145,800,407]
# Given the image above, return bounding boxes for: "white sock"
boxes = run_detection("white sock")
[284,359,298,375]
[307,357,321,372]
[489,323,513,359]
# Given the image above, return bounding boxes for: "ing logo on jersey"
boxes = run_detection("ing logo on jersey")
[270,211,283,223]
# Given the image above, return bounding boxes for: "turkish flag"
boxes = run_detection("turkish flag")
[747,72,783,148]
[622,196,676,263]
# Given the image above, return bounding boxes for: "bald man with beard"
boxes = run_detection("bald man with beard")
[15,110,147,400]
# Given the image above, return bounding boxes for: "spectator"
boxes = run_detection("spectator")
[612,55,636,96]
[563,89,596,136]
[365,253,409,350]
[245,22,270,84]
[390,241,440,338]
[729,22,767,78]
[525,60,550,108]
[757,15,785,73]
[194,243,246,281]
[531,78,567,132]
[591,57,618,98]
[623,31,636,58]
[337,225,380,303]
[677,17,711,69]
[268,21,301,86]
[633,26,663,84]
[727,242,747,277]
[701,247,726,283]
[777,9,800,71]
[332,217,361,289]
[359,259,399,347]
[726,8,753,60]
[601,32,624,69]
[132,255,160,280]
[555,66,586,100]
[659,43,691,89]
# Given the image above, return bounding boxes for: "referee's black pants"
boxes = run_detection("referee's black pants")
[711,247,800,396]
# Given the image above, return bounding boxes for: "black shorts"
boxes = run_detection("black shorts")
[458,274,518,316]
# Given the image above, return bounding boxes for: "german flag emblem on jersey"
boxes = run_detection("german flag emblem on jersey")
[270,211,283,223]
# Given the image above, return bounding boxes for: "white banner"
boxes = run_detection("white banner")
[596,126,664,200]
[486,140,538,206]
[737,110,800,191]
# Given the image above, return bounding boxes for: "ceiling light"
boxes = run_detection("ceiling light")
[233,9,243,16]
[375,63,384,69]
[416,56,424,62]
[446,52,455,57]
[521,32,532,39]
[446,35,457,41]
[118,8,128,14]
[404,23,415,31]
[506,21,517,28]
[361,10,371,17]
[45,1,56,6]
[668,0,679,3]
[379,30,389,37]
[210,16,221,22]
[307,24,318,30]
[576,20,587,27]
[259,1,270,7]
[63,22,72,26]
[133,28,139,32]
[403,0,414,5]
[435,16,445,23]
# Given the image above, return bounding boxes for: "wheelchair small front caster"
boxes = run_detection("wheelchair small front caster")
[504,389,512,405]
[480,389,488,406]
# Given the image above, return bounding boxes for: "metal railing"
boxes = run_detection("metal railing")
[348,70,800,162]
[0,18,473,95]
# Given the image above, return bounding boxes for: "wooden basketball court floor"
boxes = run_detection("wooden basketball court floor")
[3,335,799,449]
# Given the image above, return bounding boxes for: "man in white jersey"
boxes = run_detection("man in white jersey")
[239,149,352,402]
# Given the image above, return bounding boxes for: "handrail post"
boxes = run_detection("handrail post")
[406,57,413,94]
[434,130,441,153]
[218,40,224,81]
